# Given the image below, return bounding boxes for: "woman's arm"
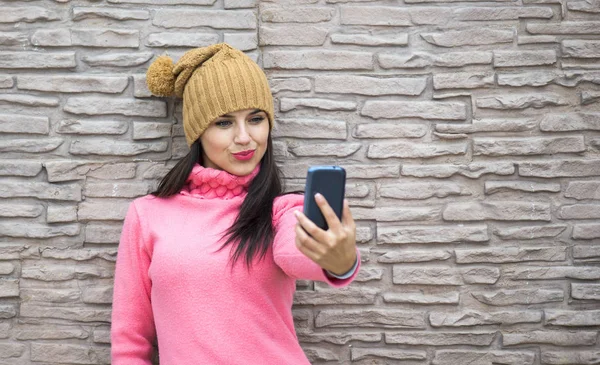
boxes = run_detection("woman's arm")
[111,201,157,365]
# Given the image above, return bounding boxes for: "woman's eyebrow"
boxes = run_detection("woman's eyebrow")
[221,109,262,117]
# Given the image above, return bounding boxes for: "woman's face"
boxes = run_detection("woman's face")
[199,108,270,176]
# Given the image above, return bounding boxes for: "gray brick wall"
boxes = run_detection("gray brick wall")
[0,0,599,364]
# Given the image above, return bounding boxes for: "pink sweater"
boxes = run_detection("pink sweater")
[110,163,361,365]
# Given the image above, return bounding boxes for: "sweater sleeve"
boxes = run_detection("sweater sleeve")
[272,193,361,288]
[111,201,157,365]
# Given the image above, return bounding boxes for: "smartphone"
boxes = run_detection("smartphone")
[303,166,346,231]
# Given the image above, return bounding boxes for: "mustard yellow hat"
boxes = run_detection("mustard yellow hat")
[146,43,275,147]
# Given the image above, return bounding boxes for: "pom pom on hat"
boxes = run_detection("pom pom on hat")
[146,55,175,97]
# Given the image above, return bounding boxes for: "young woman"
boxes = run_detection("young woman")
[110,43,361,365]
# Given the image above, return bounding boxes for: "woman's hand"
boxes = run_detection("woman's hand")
[293,193,357,276]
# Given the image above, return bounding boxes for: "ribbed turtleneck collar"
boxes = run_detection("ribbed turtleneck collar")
[179,163,260,200]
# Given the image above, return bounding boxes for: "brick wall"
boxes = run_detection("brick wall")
[0,0,599,364]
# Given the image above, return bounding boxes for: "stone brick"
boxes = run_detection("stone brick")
[444,201,551,221]
[567,0,600,12]
[353,123,427,139]
[340,6,411,26]
[563,40,600,58]
[84,182,149,198]
[494,50,557,67]
[0,138,63,153]
[0,31,29,47]
[0,75,14,88]
[386,331,495,346]
[403,162,515,178]
[379,182,472,199]
[497,70,558,86]
[507,266,600,280]
[0,113,49,134]
[81,286,113,304]
[316,309,426,328]
[421,28,513,47]
[64,97,167,117]
[368,141,467,159]
[261,5,333,22]
[82,52,154,67]
[280,98,357,111]
[351,348,427,362]
[78,200,130,221]
[475,136,585,156]
[0,304,17,319]
[315,75,426,96]
[30,343,110,364]
[383,291,460,304]
[272,118,346,139]
[456,247,566,263]
[362,100,467,120]
[17,75,128,93]
[331,33,408,46]
[46,205,77,223]
[0,279,19,298]
[0,93,59,106]
[44,161,136,182]
[433,72,494,89]
[0,203,42,218]
[436,118,537,134]
[269,77,311,93]
[0,51,76,68]
[476,93,568,109]
[378,224,489,244]
[56,119,128,135]
[297,332,381,345]
[519,159,600,177]
[393,266,499,285]
[541,113,600,131]
[263,49,373,70]
[0,7,60,23]
[573,223,600,239]
[22,264,113,281]
[454,6,552,20]
[70,139,168,156]
[566,181,600,199]
[0,343,25,358]
[433,350,535,365]
[223,33,257,51]
[153,9,256,29]
[485,181,561,194]
[573,246,600,261]
[545,310,600,326]
[559,204,600,219]
[41,247,117,261]
[493,224,566,240]
[582,90,600,105]
[472,288,564,306]
[528,21,600,34]
[430,310,542,327]
[30,28,71,46]
[377,250,452,263]
[303,347,339,362]
[571,283,600,300]
[260,25,328,46]
[0,223,79,238]
[13,325,88,340]
[293,287,378,305]
[85,223,122,244]
[146,32,219,47]
[503,330,597,346]
[72,7,150,20]
[71,28,139,48]
[289,142,361,157]
[542,351,600,365]
[379,51,492,68]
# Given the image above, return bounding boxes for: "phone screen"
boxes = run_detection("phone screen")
[303,166,346,231]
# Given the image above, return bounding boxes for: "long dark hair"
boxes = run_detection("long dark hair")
[151,132,303,272]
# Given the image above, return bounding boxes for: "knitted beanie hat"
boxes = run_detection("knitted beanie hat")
[145,43,275,147]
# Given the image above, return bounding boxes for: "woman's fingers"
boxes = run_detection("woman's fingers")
[314,193,343,233]
[294,210,328,245]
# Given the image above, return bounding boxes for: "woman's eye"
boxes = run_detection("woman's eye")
[251,117,265,123]
[215,121,231,127]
